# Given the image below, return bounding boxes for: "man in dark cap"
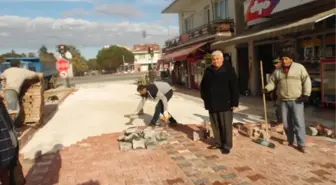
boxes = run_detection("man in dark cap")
[263,51,311,153]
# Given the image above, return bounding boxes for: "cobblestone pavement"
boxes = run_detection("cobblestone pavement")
[21,124,336,185]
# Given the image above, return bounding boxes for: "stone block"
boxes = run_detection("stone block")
[156,131,169,141]
[124,133,139,142]
[145,138,157,149]
[125,126,138,135]
[119,142,132,152]
[132,139,145,149]
[307,127,318,136]
[144,129,157,140]
[192,130,205,141]
[117,135,125,141]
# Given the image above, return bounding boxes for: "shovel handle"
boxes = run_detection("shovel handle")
[260,60,269,140]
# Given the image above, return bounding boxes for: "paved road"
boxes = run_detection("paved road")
[56,72,147,86]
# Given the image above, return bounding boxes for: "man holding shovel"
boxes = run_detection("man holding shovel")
[263,51,311,153]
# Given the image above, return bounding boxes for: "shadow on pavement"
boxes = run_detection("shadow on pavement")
[124,113,153,126]
[41,103,59,126]
[24,144,63,185]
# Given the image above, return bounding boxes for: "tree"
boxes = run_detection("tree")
[28,52,36,57]
[0,51,24,62]
[67,45,88,76]
[96,45,134,72]
[37,45,56,63]
[87,58,100,70]
[38,45,48,55]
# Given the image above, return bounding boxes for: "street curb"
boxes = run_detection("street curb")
[18,88,77,152]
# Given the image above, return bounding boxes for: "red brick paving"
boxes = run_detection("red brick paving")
[21,124,336,185]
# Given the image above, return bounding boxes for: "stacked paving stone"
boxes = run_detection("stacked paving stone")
[118,126,170,151]
[20,79,45,125]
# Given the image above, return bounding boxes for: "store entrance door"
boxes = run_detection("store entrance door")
[237,46,249,95]
[257,44,274,95]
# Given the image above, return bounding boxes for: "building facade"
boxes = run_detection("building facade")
[212,0,335,101]
[158,0,244,89]
[133,44,161,72]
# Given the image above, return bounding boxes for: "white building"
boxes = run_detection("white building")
[132,44,161,72]
[159,0,244,89]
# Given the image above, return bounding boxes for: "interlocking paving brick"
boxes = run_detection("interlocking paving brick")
[221,173,237,180]
[211,165,227,172]
[166,178,184,185]
[235,166,252,172]
[171,156,185,161]
[193,178,210,185]
[246,174,265,182]
[177,162,192,168]
[311,169,331,177]
[20,125,336,185]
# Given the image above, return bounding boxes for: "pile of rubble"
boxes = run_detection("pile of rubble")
[307,123,335,138]
[118,126,170,151]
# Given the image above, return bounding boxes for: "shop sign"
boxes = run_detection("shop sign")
[244,0,316,26]
[180,34,189,43]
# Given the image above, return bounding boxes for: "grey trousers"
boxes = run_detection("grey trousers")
[209,111,233,150]
[3,89,20,122]
[281,100,306,147]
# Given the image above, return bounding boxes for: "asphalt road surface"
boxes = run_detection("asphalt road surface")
[56,72,147,86]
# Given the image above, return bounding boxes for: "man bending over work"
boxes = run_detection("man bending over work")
[0,61,43,123]
[133,81,177,126]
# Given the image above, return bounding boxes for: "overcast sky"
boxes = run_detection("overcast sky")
[0,0,178,58]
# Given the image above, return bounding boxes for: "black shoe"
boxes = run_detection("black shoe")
[220,148,230,154]
[297,146,306,153]
[207,144,221,150]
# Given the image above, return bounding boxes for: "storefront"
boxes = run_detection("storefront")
[157,42,211,89]
[211,0,336,97]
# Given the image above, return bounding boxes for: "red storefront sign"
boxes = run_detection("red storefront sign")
[180,34,189,43]
[245,0,280,22]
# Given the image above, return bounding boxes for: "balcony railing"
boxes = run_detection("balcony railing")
[164,18,234,49]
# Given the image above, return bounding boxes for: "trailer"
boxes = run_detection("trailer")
[0,57,58,90]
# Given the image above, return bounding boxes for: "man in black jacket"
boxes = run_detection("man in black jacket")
[200,50,239,154]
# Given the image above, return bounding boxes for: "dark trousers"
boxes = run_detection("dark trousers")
[209,111,233,150]
[150,90,177,125]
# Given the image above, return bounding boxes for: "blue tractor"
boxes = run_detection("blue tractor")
[0,57,58,90]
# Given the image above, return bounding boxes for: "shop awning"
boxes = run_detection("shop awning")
[159,42,207,63]
[211,8,336,49]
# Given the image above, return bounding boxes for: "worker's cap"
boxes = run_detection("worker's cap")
[279,51,294,59]
[211,50,223,57]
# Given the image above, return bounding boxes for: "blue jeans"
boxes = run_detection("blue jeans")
[281,100,306,146]
[3,89,20,122]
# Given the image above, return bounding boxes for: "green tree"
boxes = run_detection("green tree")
[96,45,134,72]
[87,58,100,70]
[38,45,56,63]
[38,45,48,55]
[0,50,24,62]
[67,45,88,76]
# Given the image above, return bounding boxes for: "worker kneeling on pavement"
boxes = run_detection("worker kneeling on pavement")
[0,61,43,124]
[133,81,177,126]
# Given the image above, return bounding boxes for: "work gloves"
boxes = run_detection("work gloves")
[297,95,310,103]
[262,88,268,94]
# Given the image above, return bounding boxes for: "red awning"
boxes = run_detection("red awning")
[159,42,207,63]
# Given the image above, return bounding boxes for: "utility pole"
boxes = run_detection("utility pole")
[122,55,126,72]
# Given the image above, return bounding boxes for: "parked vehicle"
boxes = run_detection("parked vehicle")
[0,57,58,90]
